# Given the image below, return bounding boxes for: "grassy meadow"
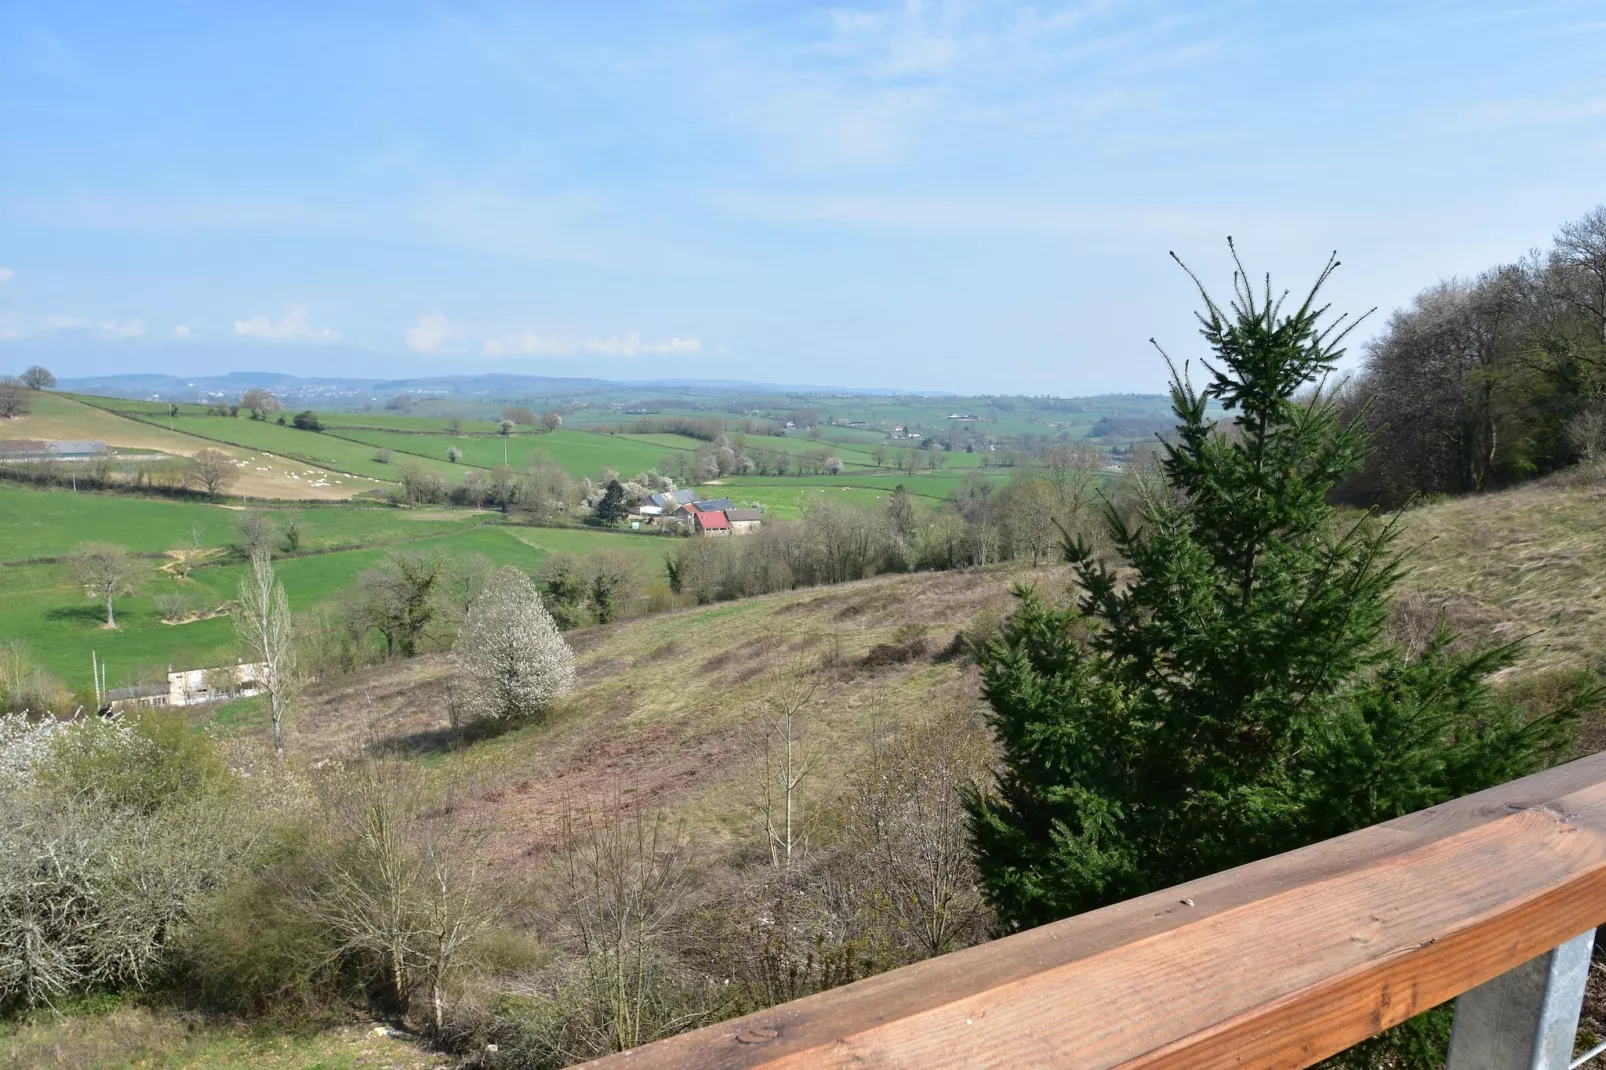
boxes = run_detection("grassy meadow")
[0,482,672,691]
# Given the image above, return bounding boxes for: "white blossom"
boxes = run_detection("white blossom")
[454,566,576,723]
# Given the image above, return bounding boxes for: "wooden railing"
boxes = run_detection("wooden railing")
[580,751,1606,1070]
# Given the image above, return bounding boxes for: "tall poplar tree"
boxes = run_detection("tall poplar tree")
[969,248,1593,932]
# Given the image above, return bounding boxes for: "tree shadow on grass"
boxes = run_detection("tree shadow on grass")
[45,603,113,626]
[370,709,542,760]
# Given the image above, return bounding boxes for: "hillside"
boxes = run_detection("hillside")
[262,472,1606,864]
[9,471,1602,1069]
[4,392,386,500]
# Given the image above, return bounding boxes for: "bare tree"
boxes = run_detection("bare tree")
[442,551,494,619]
[185,448,239,496]
[541,410,563,431]
[20,365,55,391]
[454,565,575,724]
[0,378,27,419]
[537,804,711,1060]
[300,757,495,1032]
[1553,205,1606,346]
[235,549,299,760]
[71,542,139,628]
[1566,408,1606,465]
[520,451,573,521]
[234,509,278,559]
[169,524,207,580]
[838,704,993,959]
[750,667,820,870]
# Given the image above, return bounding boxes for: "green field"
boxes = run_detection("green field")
[323,426,694,479]
[0,483,673,691]
[0,484,483,561]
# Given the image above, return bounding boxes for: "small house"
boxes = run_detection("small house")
[693,497,736,513]
[695,510,731,537]
[168,662,266,708]
[727,507,763,535]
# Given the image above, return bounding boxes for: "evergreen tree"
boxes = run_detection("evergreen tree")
[594,479,628,526]
[969,249,1592,933]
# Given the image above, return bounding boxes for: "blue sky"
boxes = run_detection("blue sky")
[2,1,1603,394]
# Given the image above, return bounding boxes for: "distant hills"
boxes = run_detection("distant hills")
[56,371,946,405]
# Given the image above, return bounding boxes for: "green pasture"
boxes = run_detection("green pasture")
[121,413,470,482]
[0,484,491,561]
[318,426,694,481]
[318,411,501,433]
[0,519,667,690]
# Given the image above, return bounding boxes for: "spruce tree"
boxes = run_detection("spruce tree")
[969,248,1591,932]
[594,478,628,526]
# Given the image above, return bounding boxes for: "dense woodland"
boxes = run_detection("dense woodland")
[1339,206,1606,505]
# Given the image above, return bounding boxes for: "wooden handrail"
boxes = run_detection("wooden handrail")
[580,751,1606,1069]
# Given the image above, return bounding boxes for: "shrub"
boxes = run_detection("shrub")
[861,622,930,667]
[0,713,279,1006]
[154,591,203,623]
[291,410,323,431]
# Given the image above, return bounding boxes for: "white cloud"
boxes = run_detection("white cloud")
[25,314,144,340]
[482,330,702,358]
[173,323,194,339]
[405,310,453,354]
[233,304,338,342]
[0,267,14,283]
[94,319,144,339]
[584,331,701,357]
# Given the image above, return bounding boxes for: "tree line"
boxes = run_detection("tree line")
[1338,205,1606,505]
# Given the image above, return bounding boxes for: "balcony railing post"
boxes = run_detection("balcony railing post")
[1446,929,1596,1070]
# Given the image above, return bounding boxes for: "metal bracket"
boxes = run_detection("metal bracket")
[1447,929,1596,1070]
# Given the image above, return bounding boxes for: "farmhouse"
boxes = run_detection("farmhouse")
[727,507,763,534]
[668,497,764,536]
[694,509,730,536]
[167,662,266,707]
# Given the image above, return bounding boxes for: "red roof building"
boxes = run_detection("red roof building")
[694,510,730,535]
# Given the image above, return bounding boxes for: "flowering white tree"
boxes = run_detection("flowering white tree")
[455,566,575,724]
[236,549,298,761]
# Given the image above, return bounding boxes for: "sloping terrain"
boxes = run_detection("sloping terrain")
[272,474,1606,870]
[289,563,1046,862]
[1394,472,1606,679]
[4,393,385,499]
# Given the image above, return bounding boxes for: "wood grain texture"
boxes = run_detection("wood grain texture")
[580,751,1606,1070]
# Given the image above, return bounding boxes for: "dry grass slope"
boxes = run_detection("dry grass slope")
[277,475,1606,872]
[1395,473,1606,679]
[292,564,1055,864]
